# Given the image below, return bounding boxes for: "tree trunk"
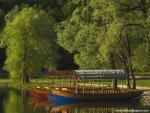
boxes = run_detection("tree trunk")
[110,53,117,89]
[110,53,116,69]
[22,34,29,83]
[22,66,29,83]
[112,79,117,89]
[129,58,136,89]
[124,61,131,89]
[126,35,136,89]
[126,68,131,89]
[120,52,131,89]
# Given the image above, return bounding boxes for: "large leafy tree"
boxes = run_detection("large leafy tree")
[99,0,150,89]
[1,7,58,82]
[0,0,77,71]
[57,0,150,89]
[57,0,119,69]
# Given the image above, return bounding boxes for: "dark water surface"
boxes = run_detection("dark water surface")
[0,88,150,113]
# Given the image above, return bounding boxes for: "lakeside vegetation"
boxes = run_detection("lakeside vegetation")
[0,0,150,89]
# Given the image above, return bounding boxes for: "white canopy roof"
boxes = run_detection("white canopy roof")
[75,70,127,79]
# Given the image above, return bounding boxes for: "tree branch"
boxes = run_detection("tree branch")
[120,23,146,36]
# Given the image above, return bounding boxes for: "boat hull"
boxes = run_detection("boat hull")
[29,88,50,99]
[51,89,143,101]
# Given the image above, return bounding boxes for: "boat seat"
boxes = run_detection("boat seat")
[55,88,59,90]
[62,88,68,91]
[36,86,41,89]
[45,87,49,90]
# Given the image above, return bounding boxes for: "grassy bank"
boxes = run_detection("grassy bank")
[31,77,150,87]
[0,78,150,88]
[136,79,150,87]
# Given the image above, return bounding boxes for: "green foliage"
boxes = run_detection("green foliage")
[2,7,58,79]
[62,0,76,18]
[1,0,150,74]
[57,0,150,72]
[133,44,150,71]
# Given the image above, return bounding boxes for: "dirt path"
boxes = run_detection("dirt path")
[117,85,150,91]
[136,86,150,90]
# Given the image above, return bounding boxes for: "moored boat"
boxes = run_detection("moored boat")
[51,87,143,101]
[50,70,144,101]
[29,87,50,99]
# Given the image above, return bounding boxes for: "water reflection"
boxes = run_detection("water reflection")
[4,90,22,113]
[0,88,149,113]
[51,101,150,113]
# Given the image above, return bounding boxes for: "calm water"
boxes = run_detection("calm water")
[0,88,150,113]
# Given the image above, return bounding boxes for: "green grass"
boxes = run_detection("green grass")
[30,78,150,87]
[0,77,150,88]
[136,79,150,87]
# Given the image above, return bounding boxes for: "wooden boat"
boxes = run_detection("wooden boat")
[51,87,143,101]
[29,87,50,99]
[50,70,144,101]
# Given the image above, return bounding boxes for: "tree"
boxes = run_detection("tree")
[0,0,77,71]
[1,7,59,82]
[57,0,120,69]
[57,0,150,89]
[101,0,150,89]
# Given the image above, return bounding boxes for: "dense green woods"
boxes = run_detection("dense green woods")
[0,0,77,82]
[0,0,150,86]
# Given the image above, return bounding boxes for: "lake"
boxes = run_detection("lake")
[0,88,150,113]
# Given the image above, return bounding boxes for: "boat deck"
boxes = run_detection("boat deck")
[51,87,140,95]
